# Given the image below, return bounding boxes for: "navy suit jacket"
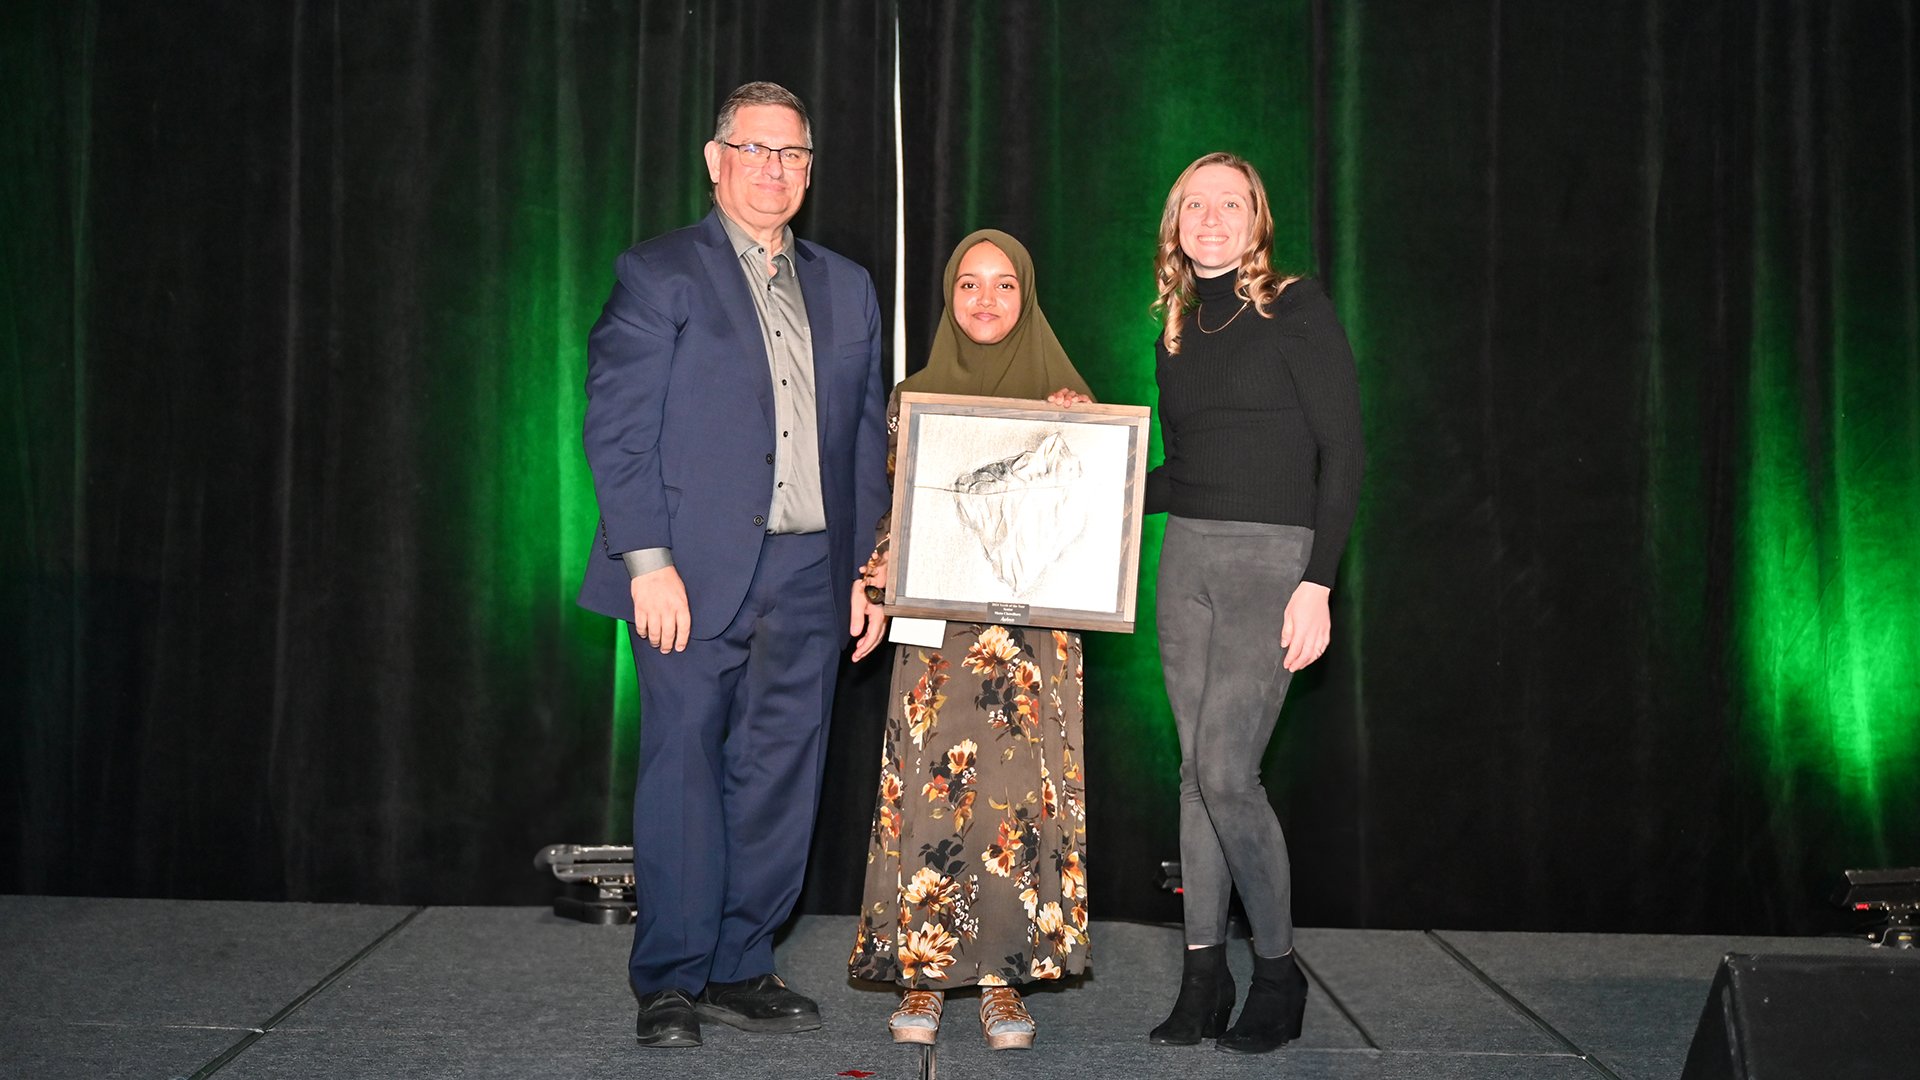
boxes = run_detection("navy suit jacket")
[578,209,889,639]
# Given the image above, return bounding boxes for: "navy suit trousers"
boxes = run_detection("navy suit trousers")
[626,531,840,995]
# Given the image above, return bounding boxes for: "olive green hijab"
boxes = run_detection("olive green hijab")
[897,229,1092,402]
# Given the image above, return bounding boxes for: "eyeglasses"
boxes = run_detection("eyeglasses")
[719,141,814,168]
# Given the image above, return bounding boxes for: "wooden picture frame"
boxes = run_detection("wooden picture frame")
[884,392,1152,633]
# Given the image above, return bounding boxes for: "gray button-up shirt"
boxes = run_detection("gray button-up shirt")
[718,209,827,536]
[622,210,826,579]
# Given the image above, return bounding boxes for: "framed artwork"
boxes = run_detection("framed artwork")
[884,392,1152,633]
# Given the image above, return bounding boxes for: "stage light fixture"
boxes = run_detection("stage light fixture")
[1156,857,1257,939]
[1832,866,1920,948]
[1157,859,1183,895]
[535,844,637,925]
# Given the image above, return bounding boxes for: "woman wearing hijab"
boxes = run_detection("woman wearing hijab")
[847,230,1094,1051]
[1143,152,1364,1054]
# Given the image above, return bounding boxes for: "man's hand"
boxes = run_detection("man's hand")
[630,566,691,654]
[849,576,887,661]
[1280,581,1332,672]
[1047,387,1094,408]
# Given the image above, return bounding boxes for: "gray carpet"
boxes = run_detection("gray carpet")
[0,895,1891,1079]
[1428,929,1871,1080]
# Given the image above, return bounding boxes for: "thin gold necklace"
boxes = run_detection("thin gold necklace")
[1196,299,1249,334]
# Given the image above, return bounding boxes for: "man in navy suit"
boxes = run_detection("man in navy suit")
[579,81,890,1049]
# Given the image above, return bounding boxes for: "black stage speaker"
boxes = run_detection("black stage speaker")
[1680,952,1920,1080]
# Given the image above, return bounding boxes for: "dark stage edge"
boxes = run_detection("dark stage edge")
[0,896,1878,1079]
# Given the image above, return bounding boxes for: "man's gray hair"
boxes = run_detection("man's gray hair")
[713,81,813,146]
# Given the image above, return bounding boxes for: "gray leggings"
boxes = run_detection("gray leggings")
[1156,515,1314,957]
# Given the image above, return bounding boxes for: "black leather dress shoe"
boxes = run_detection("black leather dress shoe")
[635,988,702,1048]
[695,973,822,1033]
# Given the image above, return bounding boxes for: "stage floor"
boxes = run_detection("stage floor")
[0,895,1877,1079]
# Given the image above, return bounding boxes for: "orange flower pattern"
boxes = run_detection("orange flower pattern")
[849,390,1090,990]
[850,622,1090,989]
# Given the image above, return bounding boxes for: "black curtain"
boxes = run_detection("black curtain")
[896,0,1920,936]
[3,0,895,906]
[7,0,1916,939]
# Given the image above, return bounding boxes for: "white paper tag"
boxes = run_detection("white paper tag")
[888,616,948,647]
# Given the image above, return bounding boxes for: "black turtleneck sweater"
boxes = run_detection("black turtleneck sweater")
[1144,272,1365,587]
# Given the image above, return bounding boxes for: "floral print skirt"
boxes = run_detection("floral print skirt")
[848,623,1090,989]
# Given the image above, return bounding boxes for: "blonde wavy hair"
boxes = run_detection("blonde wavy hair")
[1153,152,1298,354]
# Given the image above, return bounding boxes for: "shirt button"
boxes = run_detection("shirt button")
[782,431,789,437]
[753,514,765,526]
[774,330,782,337]
[765,453,775,464]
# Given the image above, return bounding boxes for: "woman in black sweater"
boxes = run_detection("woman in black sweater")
[1143,152,1364,1054]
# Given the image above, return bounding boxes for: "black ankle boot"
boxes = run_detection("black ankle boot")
[1147,944,1235,1045]
[1217,950,1307,1053]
